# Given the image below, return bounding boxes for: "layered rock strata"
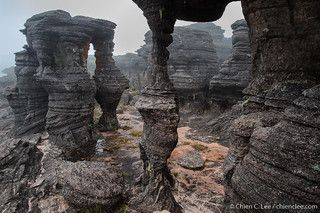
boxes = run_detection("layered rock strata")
[131,1,181,212]
[7,10,128,160]
[0,134,124,212]
[131,0,233,212]
[169,27,219,112]
[134,0,320,212]
[7,49,48,136]
[115,53,147,91]
[210,19,251,107]
[137,26,219,112]
[223,1,320,212]
[93,38,129,131]
[1,10,126,212]
[186,22,232,65]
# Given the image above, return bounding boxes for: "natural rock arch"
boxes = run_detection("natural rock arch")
[132,0,320,212]
[3,1,319,212]
[7,10,129,160]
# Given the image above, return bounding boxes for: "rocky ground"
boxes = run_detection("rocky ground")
[0,67,229,212]
[93,104,228,213]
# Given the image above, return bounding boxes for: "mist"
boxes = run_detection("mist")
[0,0,244,71]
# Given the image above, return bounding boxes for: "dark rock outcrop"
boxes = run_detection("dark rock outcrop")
[210,19,251,108]
[115,53,147,91]
[137,26,219,112]
[93,37,129,131]
[7,50,48,136]
[1,10,126,212]
[134,0,320,212]
[7,10,128,160]
[168,27,219,112]
[0,134,124,213]
[131,0,233,212]
[223,1,320,212]
[186,22,232,65]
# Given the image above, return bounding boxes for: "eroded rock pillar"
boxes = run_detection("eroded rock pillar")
[93,37,129,131]
[6,48,48,136]
[131,0,182,212]
[25,15,97,160]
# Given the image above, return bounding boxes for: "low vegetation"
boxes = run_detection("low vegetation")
[191,143,209,152]
[108,135,129,151]
[130,130,143,137]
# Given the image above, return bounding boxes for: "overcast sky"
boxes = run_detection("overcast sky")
[0,0,243,71]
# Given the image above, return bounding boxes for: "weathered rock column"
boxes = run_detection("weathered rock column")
[6,48,48,136]
[93,36,129,131]
[22,11,97,160]
[210,19,251,108]
[132,0,182,212]
[224,1,320,211]
[40,36,96,161]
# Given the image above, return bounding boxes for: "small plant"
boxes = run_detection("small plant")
[113,204,132,213]
[173,171,179,178]
[191,143,209,152]
[117,104,128,113]
[123,171,130,177]
[129,87,140,96]
[181,141,191,146]
[108,135,129,151]
[93,105,103,124]
[130,130,143,137]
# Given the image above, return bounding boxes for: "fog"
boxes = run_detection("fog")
[0,0,243,71]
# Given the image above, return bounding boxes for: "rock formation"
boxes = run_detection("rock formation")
[130,1,181,212]
[210,19,251,108]
[137,26,220,112]
[169,27,219,112]
[115,53,147,91]
[93,36,129,131]
[133,0,320,212]
[186,22,232,65]
[1,0,318,212]
[0,67,15,135]
[0,134,124,213]
[7,10,128,160]
[223,1,320,212]
[1,10,126,212]
[7,49,48,136]
[131,0,233,212]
